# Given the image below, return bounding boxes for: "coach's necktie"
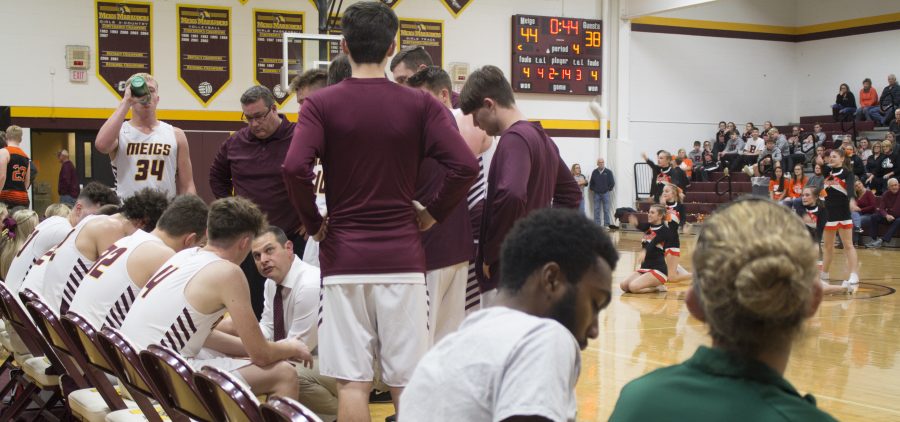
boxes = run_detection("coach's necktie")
[274,284,286,341]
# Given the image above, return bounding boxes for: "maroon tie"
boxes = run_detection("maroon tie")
[273,284,286,341]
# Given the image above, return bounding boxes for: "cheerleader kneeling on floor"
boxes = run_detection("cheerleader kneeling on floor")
[622,204,673,293]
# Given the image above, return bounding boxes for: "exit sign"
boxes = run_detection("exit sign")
[69,70,88,82]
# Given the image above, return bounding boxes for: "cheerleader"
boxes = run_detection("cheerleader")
[622,204,672,293]
[660,183,692,282]
[821,148,859,294]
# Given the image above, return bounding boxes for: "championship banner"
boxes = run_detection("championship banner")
[177,5,231,106]
[439,0,474,18]
[96,1,152,99]
[398,18,443,67]
[326,15,342,60]
[254,10,304,106]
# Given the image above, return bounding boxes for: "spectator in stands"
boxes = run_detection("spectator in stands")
[589,158,616,229]
[786,132,807,171]
[725,122,739,139]
[703,140,712,152]
[856,78,879,121]
[890,109,900,138]
[715,121,726,142]
[731,128,762,172]
[698,148,719,181]
[865,141,885,193]
[865,178,900,249]
[867,74,900,126]
[846,145,866,182]
[572,164,588,214]
[854,179,877,247]
[743,135,778,176]
[882,140,897,183]
[785,163,807,209]
[720,131,743,171]
[814,145,827,167]
[688,141,703,165]
[858,137,872,163]
[762,121,774,134]
[813,123,827,146]
[643,150,687,203]
[769,165,789,201]
[610,199,837,422]
[831,83,857,121]
[712,132,728,161]
[741,122,754,140]
[799,133,817,167]
[808,162,826,192]
[788,126,802,143]
[676,149,693,180]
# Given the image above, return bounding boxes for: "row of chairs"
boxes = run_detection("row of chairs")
[0,282,320,422]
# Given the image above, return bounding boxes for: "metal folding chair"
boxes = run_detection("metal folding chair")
[139,343,215,422]
[193,364,265,422]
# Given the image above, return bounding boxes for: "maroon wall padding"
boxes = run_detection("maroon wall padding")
[184,131,230,203]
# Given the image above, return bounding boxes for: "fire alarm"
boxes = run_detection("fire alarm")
[66,45,90,70]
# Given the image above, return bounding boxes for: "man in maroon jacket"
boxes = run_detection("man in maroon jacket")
[865,177,900,248]
[57,149,79,206]
[281,3,478,421]
[459,65,582,304]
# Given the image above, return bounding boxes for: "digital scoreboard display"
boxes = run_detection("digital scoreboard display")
[511,14,602,95]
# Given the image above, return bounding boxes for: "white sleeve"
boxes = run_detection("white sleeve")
[34,223,70,257]
[286,273,320,350]
[258,280,275,341]
[493,322,580,422]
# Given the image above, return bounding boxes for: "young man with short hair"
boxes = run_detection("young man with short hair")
[20,188,169,315]
[282,3,479,420]
[5,182,119,295]
[390,45,460,107]
[119,197,312,400]
[0,125,31,208]
[290,69,328,106]
[460,65,582,303]
[401,209,618,421]
[68,195,209,329]
[95,73,196,199]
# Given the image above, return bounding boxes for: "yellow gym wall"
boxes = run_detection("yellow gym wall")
[30,132,76,215]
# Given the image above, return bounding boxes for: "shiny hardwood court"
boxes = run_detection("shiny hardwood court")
[371,229,900,421]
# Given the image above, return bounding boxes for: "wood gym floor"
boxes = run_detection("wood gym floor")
[371,230,900,421]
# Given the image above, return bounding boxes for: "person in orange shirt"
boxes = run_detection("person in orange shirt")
[769,165,789,201]
[676,148,693,180]
[0,126,31,208]
[856,78,879,121]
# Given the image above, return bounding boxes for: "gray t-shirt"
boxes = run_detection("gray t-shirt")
[400,306,580,422]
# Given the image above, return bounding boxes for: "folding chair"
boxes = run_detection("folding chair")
[64,312,168,422]
[25,292,133,422]
[139,343,215,422]
[260,396,324,422]
[97,327,190,422]
[193,365,264,422]
[0,283,66,420]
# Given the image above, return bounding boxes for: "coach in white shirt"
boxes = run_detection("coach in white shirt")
[219,225,335,415]
[400,209,617,422]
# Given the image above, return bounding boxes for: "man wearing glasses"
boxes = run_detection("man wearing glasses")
[209,82,322,317]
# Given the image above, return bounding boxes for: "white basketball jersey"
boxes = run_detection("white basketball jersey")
[113,120,179,199]
[19,215,102,315]
[119,248,225,358]
[5,216,71,294]
[68,230,163,329]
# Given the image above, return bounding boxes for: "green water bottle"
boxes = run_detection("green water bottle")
[130,76,150,103]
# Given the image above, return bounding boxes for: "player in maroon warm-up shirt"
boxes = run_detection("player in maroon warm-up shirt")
[459,65,583,304]
[281,3,478,421]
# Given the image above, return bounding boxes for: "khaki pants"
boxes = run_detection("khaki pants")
[295,358,338,415]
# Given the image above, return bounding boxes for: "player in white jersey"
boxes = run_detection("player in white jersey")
[68,195,208,329]
[119,197,312,400]
[96,73,195,199]
[19,189,169,315]
[5,182,119,294]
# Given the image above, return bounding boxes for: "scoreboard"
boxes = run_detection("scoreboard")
[511,14,602,95]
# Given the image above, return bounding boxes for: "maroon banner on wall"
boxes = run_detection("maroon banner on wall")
[398,18,443,67]
[327,15,343,60]
[96,1,153,99]
[177,5,231,106]
[254,9,304,105]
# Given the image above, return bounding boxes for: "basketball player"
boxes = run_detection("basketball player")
[290,69,327,106]
[621,204,673,293]
[401,209,617,421]
[96,73,196,199]
[459,65,581,303]
[406,66,475,342]
[390,46,460,107]
[118,197,311,400]
[218,226,336,415]
[0,125,31,208]
[820,148,859,294]
[5,182,119,295]
[19,188,168,315]
[282,3,478,420]
[67,195,208,329]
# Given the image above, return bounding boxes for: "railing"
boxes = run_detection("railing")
[633,162,652,201]
[714,172,733,200]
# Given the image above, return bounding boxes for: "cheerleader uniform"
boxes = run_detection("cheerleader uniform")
[637,223,672,283]
[664,201,685,257]
[822,166,855,231]
[801,203,827,243]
